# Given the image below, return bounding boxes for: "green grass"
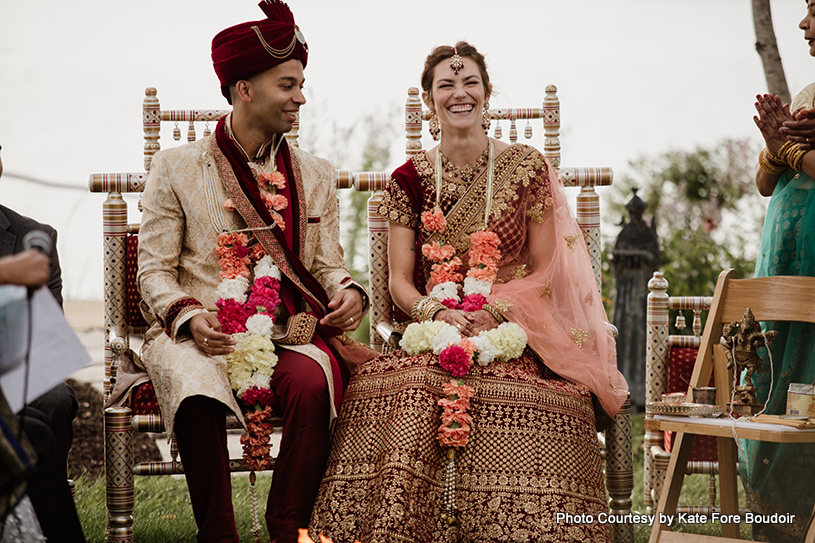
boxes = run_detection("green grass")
[73,416,750,542]
[74,472,273,542]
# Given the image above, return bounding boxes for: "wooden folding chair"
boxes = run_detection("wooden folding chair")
[647,269,815,543]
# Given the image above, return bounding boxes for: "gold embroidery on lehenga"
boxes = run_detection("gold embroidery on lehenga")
[564,233,581,252]
[419,146,537,259]
[571,327,590,348]
[508,264,529,280]
[493,299,513,313]
[609,376,619,393]
[379,180,418,228]
[583,291,595,306]
[541,279,552,297]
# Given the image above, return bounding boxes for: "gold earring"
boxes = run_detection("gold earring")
[429,109,440,140]
[482,102,491,133]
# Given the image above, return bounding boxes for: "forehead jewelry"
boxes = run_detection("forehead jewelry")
[449,46,464,75]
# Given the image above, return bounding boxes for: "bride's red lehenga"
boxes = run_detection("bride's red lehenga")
[309,144,628,543]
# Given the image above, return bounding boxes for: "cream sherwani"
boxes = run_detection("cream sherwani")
[137,135,358,437]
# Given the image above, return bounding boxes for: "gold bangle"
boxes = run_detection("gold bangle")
[759,149,786,176]
[778,140,798,163]
[423,300,447,322]
[791,147,809,172]
[763,147,786,167]
[411,296,429,322]
[483,303,506,323]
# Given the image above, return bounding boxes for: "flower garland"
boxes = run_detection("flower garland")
[216,173,287,541]
[399,139,528,525]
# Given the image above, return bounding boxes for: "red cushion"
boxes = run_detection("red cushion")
[663,347,718,462]
[126,235,149,334]
[130,381,160,415]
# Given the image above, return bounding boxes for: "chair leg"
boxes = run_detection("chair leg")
[717,437,740,539]
[105,407,134,543]
[605,393,634,543]
[649,431,695,543]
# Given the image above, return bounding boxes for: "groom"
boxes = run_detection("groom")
[136,2,370,541]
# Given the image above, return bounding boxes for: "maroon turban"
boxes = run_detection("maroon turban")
[212,0,309,101]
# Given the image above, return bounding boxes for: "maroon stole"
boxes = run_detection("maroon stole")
[212,118,347,407]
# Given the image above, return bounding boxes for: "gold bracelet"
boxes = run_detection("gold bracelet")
[763,147,786,167]
[778,140,798,163]
[411,296,429,322]
[483,303,506,323]
[423,300,447,322]
[790,146,809,172]
[759,148,786,176]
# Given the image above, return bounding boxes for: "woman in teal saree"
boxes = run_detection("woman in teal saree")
[744,7,815,535]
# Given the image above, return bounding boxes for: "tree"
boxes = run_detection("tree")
[752,0,791,103]
[604,139,767,314]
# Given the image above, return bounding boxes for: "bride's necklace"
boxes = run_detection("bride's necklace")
[438,146,490,183]
[434,139,494,228]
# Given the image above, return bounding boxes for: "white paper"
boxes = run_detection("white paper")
[0,286,91,412]
[0,285,29,375]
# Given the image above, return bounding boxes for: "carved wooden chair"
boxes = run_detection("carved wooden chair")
[363,86,634,543]
[646,269,815,543]
[644,271,721,514]
[88,88,385,542]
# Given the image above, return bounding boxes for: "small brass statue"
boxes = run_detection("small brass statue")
[719,308,778,416]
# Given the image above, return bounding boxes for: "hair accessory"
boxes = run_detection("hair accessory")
[429,109,441,140]
[482,102,491,133]
[449,47,464,75]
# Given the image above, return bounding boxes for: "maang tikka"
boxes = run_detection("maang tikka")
[449,46,464,74]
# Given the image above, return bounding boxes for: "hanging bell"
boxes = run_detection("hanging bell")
[203,122,211,137]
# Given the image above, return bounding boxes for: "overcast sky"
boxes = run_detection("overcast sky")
[1,0,812,300]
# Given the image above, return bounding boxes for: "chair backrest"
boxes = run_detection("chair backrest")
[644,270,714,512]
[690,269,815,392]
[366,85,615,352]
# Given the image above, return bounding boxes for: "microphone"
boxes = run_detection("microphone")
[22,230,53,257]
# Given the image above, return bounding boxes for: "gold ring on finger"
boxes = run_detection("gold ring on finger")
[203,337,209,347]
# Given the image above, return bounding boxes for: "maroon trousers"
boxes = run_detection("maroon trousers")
[174,349,331,543]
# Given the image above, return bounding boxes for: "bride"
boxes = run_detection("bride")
[309,41,628,543]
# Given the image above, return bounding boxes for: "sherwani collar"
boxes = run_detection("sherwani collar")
[211,117,331,316]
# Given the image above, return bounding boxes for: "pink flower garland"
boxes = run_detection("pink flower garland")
[419,209,502,449]
[437,380,475,448]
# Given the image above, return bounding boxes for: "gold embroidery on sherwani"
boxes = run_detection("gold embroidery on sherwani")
[571,328,590,348]
[274,313,317,345]
[210,137,327,314]
[564,233,581,252]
